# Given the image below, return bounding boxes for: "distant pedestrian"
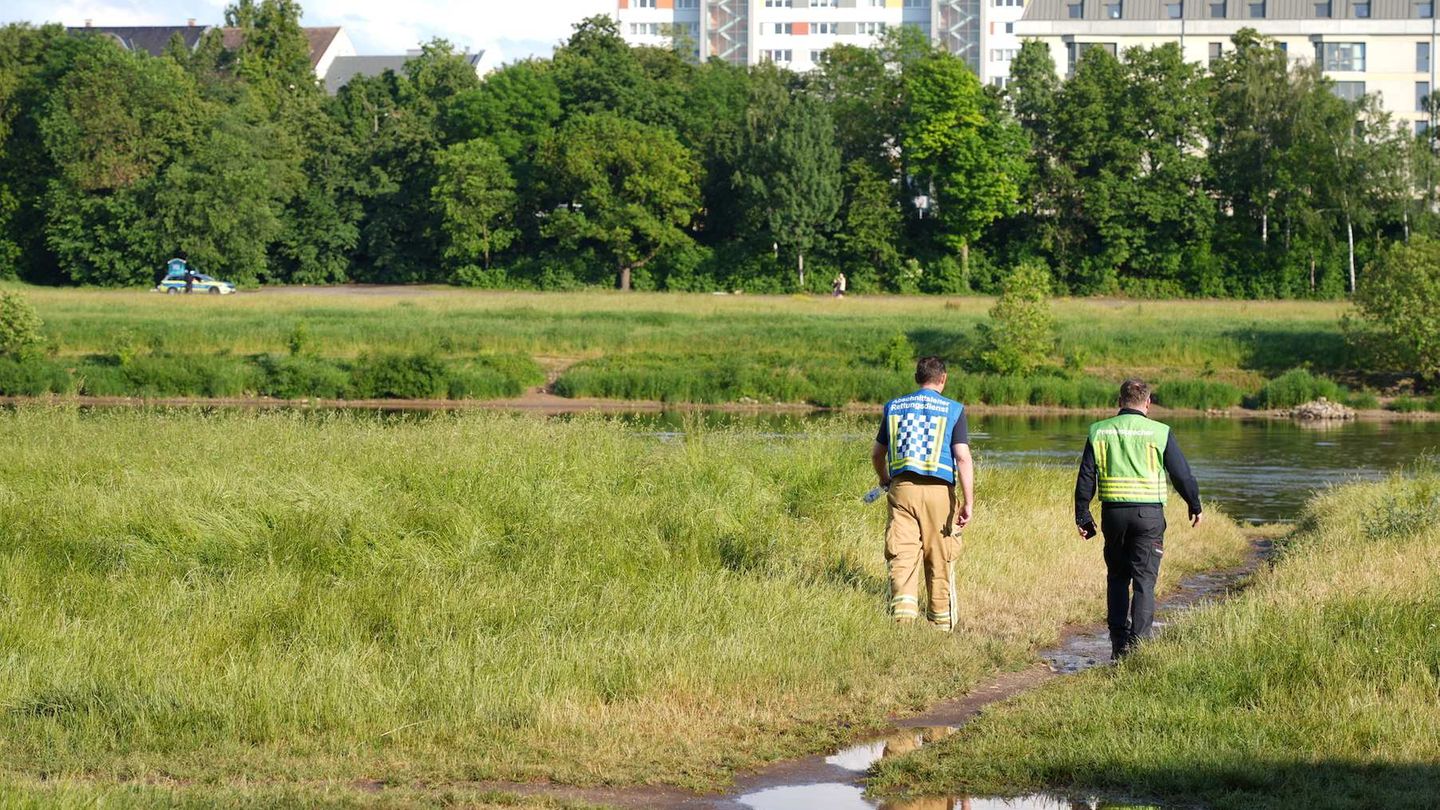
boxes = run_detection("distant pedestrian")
[1074,379,1203,660]
[871,356,973,630]
[184,269,196,294]
[832,272,847,298]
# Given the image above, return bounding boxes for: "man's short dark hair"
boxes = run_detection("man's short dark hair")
[1119,378,1151,408]
[915,356,947,385]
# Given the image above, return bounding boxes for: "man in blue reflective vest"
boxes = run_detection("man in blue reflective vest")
[1074,378,1203,660]
[871,356,974,630]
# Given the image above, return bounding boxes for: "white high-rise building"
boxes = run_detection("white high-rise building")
[617,0,1011,84]
[1014,0,1439,129]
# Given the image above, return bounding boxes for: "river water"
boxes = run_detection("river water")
[633,412,1440,525]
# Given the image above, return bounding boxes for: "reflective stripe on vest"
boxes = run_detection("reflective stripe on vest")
[1089,413,1170,503]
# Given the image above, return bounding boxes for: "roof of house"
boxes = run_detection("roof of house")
[220,26,343,67]
[65,25,212,56]
[324,52,484,94]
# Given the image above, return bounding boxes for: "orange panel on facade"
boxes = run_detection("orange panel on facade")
[658,0,674,7]
[793,21,809,34]
[618,0,628,8]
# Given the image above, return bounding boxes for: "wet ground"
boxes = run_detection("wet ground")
[472,543,1267,810]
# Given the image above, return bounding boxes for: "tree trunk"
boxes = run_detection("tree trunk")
[797,251,805,289]
[1309,255,1316,292]
[618,263,632,292]
[960,242,970,281]
[1261,210,1268,245]
[1346,215,1356,294]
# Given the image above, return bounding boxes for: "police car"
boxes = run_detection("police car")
[154,258,236,295]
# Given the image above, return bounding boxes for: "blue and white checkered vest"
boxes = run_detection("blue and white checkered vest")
[882,389,965,485]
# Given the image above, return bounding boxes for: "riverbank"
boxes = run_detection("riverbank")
[6,392,1440,423]
[2,285,1376,411]
[0,409,1252,804]
[869,470,1440,809]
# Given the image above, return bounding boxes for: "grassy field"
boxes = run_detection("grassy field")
[0,408,1251,803]
[870,470,1440,809]
[0,285,1356,407]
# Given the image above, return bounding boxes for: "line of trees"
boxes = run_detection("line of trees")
[0,5,1433,297]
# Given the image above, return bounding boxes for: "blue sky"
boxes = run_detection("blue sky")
[1,0,615,65]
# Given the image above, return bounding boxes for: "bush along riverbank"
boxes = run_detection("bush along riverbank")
[868,468,1440,809]
[0,410,1251,801]
[0,352,544,401]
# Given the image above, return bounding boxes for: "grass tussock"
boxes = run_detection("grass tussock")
[0,409,1250,798]
[869,470,1440,810]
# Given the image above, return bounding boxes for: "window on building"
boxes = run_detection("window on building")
[1317,42,1366,72]
[1353,1,1370,16]
[1166,2,1183,17]
[1332,81,1366,102]
[763,49,793,62]
[811,49,825,62]
[903,0,930,6]
[991,76,1009,88]
[858,21,888,34]
[634,0,656,7]
[1209,0,1226,15]
[764,0,793,6]
[1419,81,1431,111]
[1418,0,1435,16]
[1248,0,1264,16]
[675,0,698,7]
[811,0,837,5]
[1418,120,1431,136]
[1005,22,1015,31]
[1420,42,1432,72]
[1314,1,1331,16]
[813,22,837,33]
[773,22,793,34]
[1208,41,1222,63]
[1105,0,1123,16]
[866,0,885,6]
[1068,1,1084,16]
[1278,41,1287,54]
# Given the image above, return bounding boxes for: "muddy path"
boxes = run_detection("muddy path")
[459,540,1274,810]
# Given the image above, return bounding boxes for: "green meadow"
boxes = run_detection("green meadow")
[870,470,1440,809]
[0,408,1251,803]
[0,286,1357,409]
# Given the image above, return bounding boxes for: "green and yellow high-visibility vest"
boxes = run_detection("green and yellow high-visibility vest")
[1088,412,1170,503]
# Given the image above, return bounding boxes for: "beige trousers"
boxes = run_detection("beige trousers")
[884,475,961,630]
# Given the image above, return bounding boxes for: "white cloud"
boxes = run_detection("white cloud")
[1,0,615,63]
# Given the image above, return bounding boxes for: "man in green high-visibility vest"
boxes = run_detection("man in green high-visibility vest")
[1074,378,1203,660]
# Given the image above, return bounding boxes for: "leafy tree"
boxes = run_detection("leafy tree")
[153,104,292,284]
[433,138,518,276]
[750,93,842,287]
[979,260,1054,375]
[1348,237,1440,379]
[552,17,645,120]
[40,39,202,285]
[901,49,1028,275]
[539,113,700,290]
[0,289,44,359]
[837,159,902,287]
[444,59,561,165]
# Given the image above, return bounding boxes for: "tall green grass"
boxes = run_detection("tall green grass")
[1254,368,1345,409]
[0,409,1251,799]
[870,471,1440,809]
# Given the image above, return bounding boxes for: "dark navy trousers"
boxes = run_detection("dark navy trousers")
[1101,504,1166,658]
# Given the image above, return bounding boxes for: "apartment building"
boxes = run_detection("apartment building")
[617,0,1013,83]
[1014,0,1440,129]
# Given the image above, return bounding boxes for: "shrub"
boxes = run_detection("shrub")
[1254,368,1344,409]
[1390,395,1425,413]
[0,358,70,395]
[1154,379,1244,410]
[873,332,916,373]
[1345,390,1381,410]
[254,354,349,399]
[1346,237,1440,380]
[0,290,45,360]
[978,261,1054,375]
[348,353,451,399]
